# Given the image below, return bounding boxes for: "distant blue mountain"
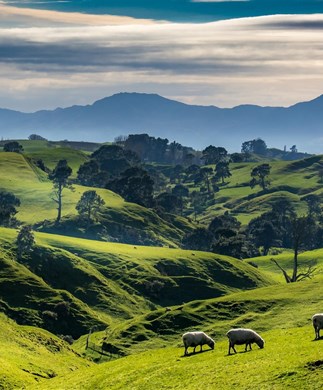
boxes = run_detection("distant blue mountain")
[1,93,323,153]
[9,0,323,22]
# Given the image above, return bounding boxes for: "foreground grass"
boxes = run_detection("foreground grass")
[33,326,323,390]
[0,313,92,389]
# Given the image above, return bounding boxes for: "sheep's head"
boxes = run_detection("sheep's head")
[208,339,215,350]
[257,338,265,349]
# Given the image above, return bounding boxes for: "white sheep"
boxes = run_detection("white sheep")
[226,328,264,355]
[182,331,215,356]
[312,313,323,340]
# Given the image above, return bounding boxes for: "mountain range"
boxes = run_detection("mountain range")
[1,92,323,153]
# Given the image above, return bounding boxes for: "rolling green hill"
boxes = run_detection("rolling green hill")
[198,156,323,224]
[0,312,93,389]
[28,278,323,390]
[0,228,273,338]
[0,150,192,246]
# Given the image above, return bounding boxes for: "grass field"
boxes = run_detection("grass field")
[31,326,323,390]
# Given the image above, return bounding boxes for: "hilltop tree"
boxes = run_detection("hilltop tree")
[202,146,228,165]
[49,160,72,223]
[250,163,271,190]
[0,191,20,226]
[3,141,23,153]
[28,134,47,141]
[16,225,35,260]
[241,138,267,156]
[76,190,105,223]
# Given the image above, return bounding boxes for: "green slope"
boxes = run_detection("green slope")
[199,156,323,224]
[32,278,323,389]
[0,228,273,340]
[0,312,92,389]
[0,151,192,246]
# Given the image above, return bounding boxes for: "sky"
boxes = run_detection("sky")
[1,0,323,111]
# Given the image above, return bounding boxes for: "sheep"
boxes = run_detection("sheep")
[226,328,264,355]
[312,313,323,340]
[182,331,215,356]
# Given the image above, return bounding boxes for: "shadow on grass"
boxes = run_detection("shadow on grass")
[182,349,213,358]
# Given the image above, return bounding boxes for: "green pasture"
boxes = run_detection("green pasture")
[199,156,323,224]
[0,313,92,389]
[33,326,323,390]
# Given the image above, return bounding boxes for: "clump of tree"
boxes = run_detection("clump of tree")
[76,190,105,224]
[28,134,47,141]
[182,212,257,259]
[118,133,200,165]
[242,138,267,156]
[247,197,322,282]
[0,191,20,227]
[16,225,35,260]
[77,144,139,187]
[106,167,154,208]
[49,160,72,223]
[3,141,23,153]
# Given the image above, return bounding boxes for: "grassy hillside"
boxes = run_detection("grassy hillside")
[0,312,92,389]
[32,278,323,389]
[33,327,323,390]
[0,227,273,339]
[198,155,323,224]
[0,151,192,246]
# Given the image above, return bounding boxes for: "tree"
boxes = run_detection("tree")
[172,184,189,214]
[302,194,322,219]
[3,141,23,153]
[202,146,228,165]
[248,219,279,255]
[49,160,72,223]
[271,216,317,283]
[76,190,105,223]
[195,167,214,194]
[106,167,154,208]
[190,191,204,221]
[241,138,267,156]
[182,228,213,251]
[28,134,47,141]
[155,192,182,214]
[0,191,20,226]
[16,225,35,259]
[250,163,271,190]
[214,161,231,184]
[77,160,99,186]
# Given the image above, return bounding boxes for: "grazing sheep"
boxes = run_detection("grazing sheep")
[226,328,264,355]
[312,313,323,340]
[182,331,215,356]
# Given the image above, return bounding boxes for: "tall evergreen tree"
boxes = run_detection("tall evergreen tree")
[49,160,72,223]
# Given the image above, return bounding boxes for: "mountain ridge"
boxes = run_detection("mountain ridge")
[0,92,323,153]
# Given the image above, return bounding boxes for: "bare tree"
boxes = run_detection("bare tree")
[271,216,317,283]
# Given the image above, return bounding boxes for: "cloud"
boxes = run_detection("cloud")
[1,8,323,111]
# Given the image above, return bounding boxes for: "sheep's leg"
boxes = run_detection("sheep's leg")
[200,345,203,352]
[193,346,196,354]
[228,343,231,355]
[184,346,188,356]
